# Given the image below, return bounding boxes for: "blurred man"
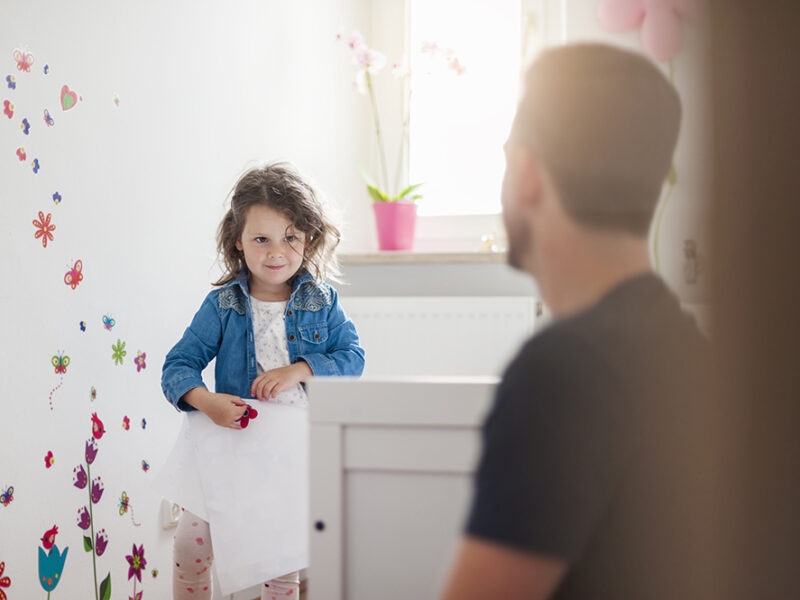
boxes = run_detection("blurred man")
[442,43,708,599]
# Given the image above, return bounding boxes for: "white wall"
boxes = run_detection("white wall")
[0,1,368,597]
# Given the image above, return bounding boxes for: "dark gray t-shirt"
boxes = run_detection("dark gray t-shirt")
[467,274,709,599]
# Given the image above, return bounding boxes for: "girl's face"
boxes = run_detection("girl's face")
[236,204,306,298]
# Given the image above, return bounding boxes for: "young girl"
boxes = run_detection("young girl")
[161,162,365,599]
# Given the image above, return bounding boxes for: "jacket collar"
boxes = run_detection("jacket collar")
[223,270,315,296]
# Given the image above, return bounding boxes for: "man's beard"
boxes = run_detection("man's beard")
[504,212,531,272]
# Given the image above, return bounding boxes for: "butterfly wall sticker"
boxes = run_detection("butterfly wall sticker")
[13,49,34,72]
[64,259,83,289]
[0,486,13,507]
[51,353,70,375]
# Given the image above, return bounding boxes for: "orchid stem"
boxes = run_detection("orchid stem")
[365,71,390,196]
[87,462,99,600]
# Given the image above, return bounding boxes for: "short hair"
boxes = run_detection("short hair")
[510,43,681,236]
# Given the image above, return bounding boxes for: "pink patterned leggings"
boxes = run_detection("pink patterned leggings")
[173,509,299,599]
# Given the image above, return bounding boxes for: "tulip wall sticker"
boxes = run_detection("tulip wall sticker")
[596,0,703,273]
[37,525,68,599]
[73,438,111,600]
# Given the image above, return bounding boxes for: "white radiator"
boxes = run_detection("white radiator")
[340,297,537,377]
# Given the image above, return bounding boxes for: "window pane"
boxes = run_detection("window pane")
[409,0,521,216]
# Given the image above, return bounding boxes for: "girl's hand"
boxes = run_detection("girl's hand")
[182,388,247,429]
[251,362,313,401]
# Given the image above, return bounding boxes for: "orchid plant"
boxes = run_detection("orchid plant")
[337,30,465,203]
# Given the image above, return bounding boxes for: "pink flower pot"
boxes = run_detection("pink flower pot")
[373,201,417,251]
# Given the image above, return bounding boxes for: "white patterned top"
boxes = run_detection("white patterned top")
[250,296,308,407]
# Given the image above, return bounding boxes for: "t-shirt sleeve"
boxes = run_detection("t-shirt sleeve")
[466,329,635,561]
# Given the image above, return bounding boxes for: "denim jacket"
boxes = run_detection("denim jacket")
[161,272,365,411]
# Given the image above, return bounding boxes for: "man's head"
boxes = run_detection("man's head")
[502,43,681,273]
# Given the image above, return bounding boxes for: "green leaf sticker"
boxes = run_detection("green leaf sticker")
[83,535,93,552]
[99,573,111,600]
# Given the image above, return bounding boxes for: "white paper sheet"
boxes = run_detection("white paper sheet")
[156,401,309,595]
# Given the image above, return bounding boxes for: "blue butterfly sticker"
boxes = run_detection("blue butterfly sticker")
[5,74,15,89]
[43,64,50,75]
[141,418,147,430]
[0,485,13,507]
[52,192,62,205]
[80,321,86,332]
[31,158,40,173]
[141,459,150,472]
[43,108,54,127]
[21,117,30,134]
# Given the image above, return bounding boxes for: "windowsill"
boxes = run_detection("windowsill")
[339,250,508,265]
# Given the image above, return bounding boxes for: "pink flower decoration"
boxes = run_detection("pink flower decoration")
[126,544,147,583]
[85,438,98,464]
[77,506,91,530]
[90,477,104,504]
[73,464,87,489]
[44,451,54,468]
[134,351,146,372]
[95,529,108,556]
[597,0,703,62]
[32,211,55,248]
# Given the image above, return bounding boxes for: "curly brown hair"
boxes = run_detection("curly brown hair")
[213,162,341,287]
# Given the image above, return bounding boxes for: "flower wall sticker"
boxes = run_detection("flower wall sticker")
[38,544,68,596]
[5,74,15,89]
[0,560,10,600]
[21,117,30,134]
[73,437,111,600]
[33,211,56,248]
[45,451,54,468]
[111,339,126,365]
[122,416,130,430]
[134,351,146,372]
[3,100,13,119]
[125,543,146,600]
[38,524,69,597]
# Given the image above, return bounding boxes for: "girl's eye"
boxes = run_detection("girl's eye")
[285,235,295,243]
[255,237,268,244]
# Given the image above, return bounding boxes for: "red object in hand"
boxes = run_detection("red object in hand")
[237,404,258,428]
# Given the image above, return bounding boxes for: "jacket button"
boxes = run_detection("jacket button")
[314,333,320,340]
[288,310,293,316]
[289,334,295,341]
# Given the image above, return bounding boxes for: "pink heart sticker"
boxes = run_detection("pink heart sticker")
[60,84,77,111]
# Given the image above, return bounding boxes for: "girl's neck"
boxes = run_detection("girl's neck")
[248,279,292,303]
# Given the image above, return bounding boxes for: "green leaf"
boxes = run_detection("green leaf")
[99,573,111,600]
[410,194,423,200]
[366,185,388,203]
[83,535,93,552]
[396,183,424,198]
